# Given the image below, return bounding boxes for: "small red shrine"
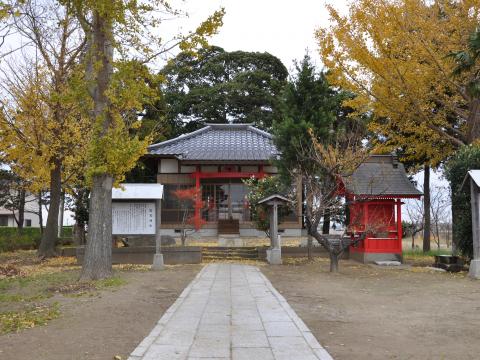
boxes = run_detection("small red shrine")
[343,155,422,263]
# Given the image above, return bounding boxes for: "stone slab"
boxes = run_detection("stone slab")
[128,264,333,360]
[374,260,402,266]
[350,251,402,264]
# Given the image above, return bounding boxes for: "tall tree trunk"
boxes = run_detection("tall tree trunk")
[322,210,330,234]
[307,234,313,260]
[16,188,25,232]
[329,252,339,273]
[80,174,113,280]
[58,191,65,238]
[467,98,480,143]
[38,191,43,234]
[38,161,62,258]
[423,164,431,253]
[80,11,114,280]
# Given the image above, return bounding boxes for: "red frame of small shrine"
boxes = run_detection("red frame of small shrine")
[346,194,421,255]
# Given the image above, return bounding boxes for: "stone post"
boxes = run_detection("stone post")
[152,199,164,270]
[272,202,278,248]
[267,200,282,265]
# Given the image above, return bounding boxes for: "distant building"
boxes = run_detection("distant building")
[0,193,41,228]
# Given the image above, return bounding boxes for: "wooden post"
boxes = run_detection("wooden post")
[363,202,369,250]
[470,180,480,260]
[194,166,201,231]
[259,165,265,178]
[469,179,480,278]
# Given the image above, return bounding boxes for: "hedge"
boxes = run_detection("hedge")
[0,227,73,253]
[445,144,480,258]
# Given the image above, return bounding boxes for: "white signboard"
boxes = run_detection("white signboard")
[112,202,156,235]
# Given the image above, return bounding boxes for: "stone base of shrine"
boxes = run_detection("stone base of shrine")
[74,246,202,265]
[350,251,402,264]
[469,259,480,279]
[266,248,282,265]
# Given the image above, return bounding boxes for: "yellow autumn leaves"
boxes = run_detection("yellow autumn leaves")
[0,64,91,192]
[317,0,480,166]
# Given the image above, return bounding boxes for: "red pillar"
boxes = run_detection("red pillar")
[363,201,369,251]
[396,199,402,252]
[259,165,265,178]
[194,166,201,231]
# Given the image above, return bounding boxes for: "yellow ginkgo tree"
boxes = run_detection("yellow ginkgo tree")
[65,0,225,280]
[316,0,480,251]
[0,0,91,258]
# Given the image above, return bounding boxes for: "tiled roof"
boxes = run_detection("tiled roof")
[148,124,279,161]
[345,155,422,197]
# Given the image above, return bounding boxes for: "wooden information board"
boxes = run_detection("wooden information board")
[112,202,156,235]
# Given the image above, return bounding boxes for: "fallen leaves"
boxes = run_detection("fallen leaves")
[0,264,23,279]
[0,303,60,334]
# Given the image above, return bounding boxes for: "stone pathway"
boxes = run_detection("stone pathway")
[128,264,333,360]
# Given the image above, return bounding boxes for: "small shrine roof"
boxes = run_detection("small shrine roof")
[345,155,422,198]
[257,194,291,205]
[148,124,279,162]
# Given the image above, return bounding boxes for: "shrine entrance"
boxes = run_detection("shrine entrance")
[201,179,250,223]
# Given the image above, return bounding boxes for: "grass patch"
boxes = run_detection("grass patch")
[403,248,453,266]
[94,277,127,289]
[0,303,60,334]
[403,248,452,257]
[0,270,79,305]
[0,250,136,334]
[0,293,47,303]
[0,270,127,299]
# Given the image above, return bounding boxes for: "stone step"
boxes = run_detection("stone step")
[203,248,258,253]
[203,247,257,251]
[203,250,258,255]
[203,256,260,261]
[202,246,259,260]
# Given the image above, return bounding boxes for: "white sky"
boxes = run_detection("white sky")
[1,0,447,224]
[157,0,349,71]
[156,0,449,223]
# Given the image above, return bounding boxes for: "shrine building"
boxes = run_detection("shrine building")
[344,155,422,263]
[147,124,303,237]
[146,124,422,264]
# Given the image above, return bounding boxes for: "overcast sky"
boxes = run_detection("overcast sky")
[0,0,445,224]
[158,0,349,71]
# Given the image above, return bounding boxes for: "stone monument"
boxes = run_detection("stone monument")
[257,194,291,265]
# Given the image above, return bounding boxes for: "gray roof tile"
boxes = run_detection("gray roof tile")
[148,124,279,161]
[345,155,422,197]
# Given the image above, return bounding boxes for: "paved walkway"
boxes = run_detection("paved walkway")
[128,264,333,360]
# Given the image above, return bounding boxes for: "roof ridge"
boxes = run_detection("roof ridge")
[148,125,211,149]
[207,122,274,139]
[247,125,273,139]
